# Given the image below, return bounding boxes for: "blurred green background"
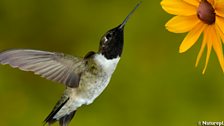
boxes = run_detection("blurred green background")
[0,0,224,126]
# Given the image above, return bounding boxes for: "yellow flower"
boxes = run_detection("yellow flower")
[161,0,224,74]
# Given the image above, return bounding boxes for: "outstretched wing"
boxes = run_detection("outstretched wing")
[0,49,85,88]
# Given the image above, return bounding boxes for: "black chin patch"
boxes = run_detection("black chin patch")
[99,28,124,59]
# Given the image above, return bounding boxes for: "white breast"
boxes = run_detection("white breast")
[94,54,120,75]
[54,54,120,119]
[77,54,120,105]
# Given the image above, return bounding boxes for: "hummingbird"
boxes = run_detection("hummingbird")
[0,2,141,126]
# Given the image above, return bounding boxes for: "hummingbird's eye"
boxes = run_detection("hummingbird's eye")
[106,33,112,40]
[101,32,113,45]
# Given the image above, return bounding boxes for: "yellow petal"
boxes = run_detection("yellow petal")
[216,17,224,38]
[203,26,212,74]
[179,22,205,53]
[210,26,224,72]
[161,0,197,16]
[183,0,199,7]
[196,26,208,67]
[216,23,224,44]
[215,1,224,17]
[165,15,200,33]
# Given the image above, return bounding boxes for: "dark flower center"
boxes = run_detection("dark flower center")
[197,0,215,25]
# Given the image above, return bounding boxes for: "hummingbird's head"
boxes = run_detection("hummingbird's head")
[98,2,141,60]
[99,25,124,59]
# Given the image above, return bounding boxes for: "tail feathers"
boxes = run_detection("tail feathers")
[43,97,69,126]
[59,110,77,126]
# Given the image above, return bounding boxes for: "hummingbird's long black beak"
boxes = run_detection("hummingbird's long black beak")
[119,2,142,29]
